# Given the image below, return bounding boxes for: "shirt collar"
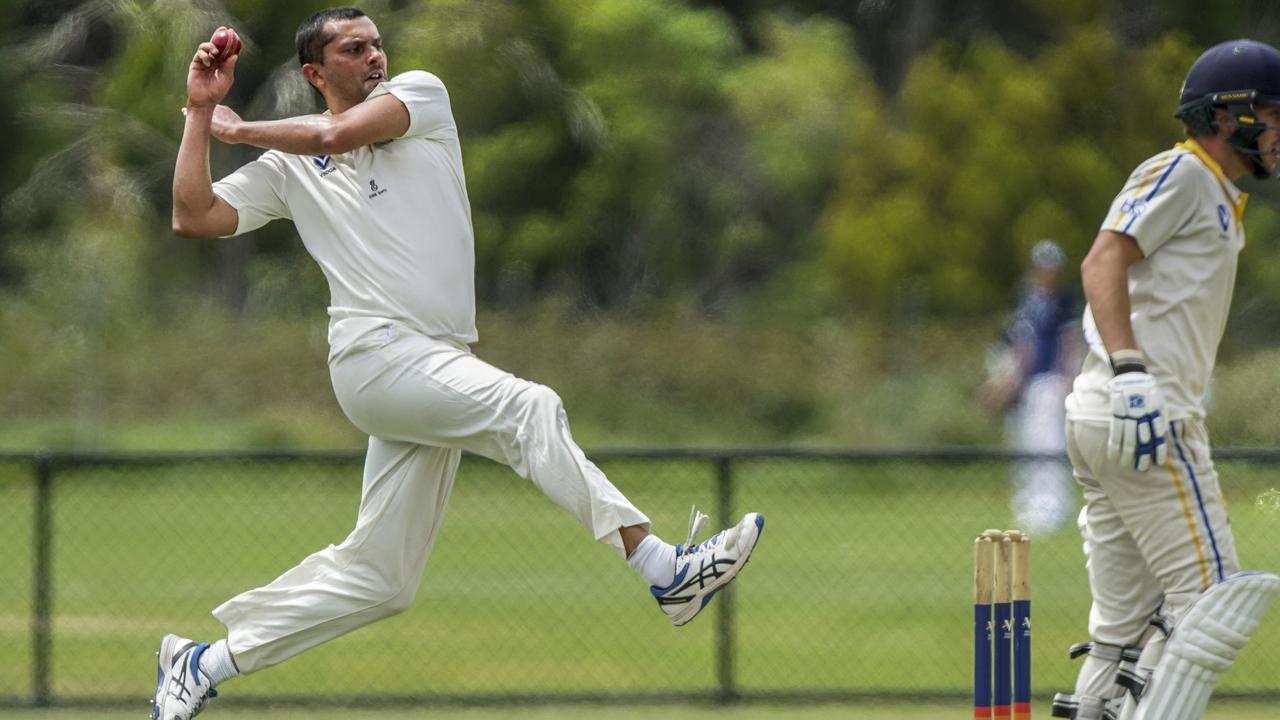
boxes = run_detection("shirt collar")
[1176,138,1249,221]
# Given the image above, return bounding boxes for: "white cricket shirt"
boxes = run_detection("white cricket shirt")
[212,71,478,344]
[1066,139,1248,423]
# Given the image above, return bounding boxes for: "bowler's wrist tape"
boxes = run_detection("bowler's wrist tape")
[1109,349,1147,376]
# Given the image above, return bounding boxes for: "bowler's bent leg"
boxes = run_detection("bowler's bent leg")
[331,325,650,558]
[213,438,459,674]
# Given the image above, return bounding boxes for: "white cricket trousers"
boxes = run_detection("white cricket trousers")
[212,316,651,673]
[1065,417,1239,699]
[1009,372,1074,531]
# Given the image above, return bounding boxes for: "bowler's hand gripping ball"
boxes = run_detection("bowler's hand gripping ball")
[210,28,241,67]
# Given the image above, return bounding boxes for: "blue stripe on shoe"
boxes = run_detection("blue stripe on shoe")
[698,515,765,609]
[651,559,690,597]
[189,643,211,687]
[1172,424,1225,583]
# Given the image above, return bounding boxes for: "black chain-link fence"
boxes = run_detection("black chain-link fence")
[2,449,1278,710]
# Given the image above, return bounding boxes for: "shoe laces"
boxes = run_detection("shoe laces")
[680,506,716,557]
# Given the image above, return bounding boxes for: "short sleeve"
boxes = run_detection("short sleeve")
[368,70,455,140]
[1100,152,1198,256]
[212,151,291,237]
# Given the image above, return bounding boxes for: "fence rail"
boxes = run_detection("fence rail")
[2,448,1278,710]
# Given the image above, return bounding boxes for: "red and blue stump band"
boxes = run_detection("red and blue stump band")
[973,602,992,719]
[1013,598,1032,720]
[993,600,1012,719]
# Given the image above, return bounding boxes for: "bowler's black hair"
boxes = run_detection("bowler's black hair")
[296,6,367,65]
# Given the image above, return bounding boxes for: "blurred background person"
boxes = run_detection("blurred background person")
[980,239,1084,533]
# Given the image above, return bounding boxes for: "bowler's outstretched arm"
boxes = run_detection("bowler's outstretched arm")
[173,31,240,239]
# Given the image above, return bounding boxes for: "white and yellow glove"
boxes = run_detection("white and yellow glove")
[1106,350,1168,472]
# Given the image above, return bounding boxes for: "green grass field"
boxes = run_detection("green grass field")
[1,454,1278,716]
[2,700,1279,719]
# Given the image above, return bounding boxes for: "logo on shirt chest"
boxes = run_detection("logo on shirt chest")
[1217,204,1230,231]
[312,155,337,177]
[367,178,389,199]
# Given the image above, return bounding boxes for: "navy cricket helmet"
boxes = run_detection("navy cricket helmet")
[1176,39,1280,179]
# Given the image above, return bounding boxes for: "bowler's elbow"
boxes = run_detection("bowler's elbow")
[172,223,205,240]
[318,125,360,156]
[317,129,344,156]
[172,195,238,239]
[172,212,218,240]
[172,213,201,239]
[172,213,193,239]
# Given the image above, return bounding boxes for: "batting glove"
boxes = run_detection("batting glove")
[1107,371,1168,472]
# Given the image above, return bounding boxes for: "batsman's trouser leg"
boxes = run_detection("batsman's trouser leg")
[214,437,459,673]
[1066,419,1239,700]
[215,318,650,673]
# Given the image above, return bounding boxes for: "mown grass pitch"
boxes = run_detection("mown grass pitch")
[1,453,1277,710]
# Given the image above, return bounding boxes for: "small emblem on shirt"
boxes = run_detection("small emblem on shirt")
[1120,198,1147,218]
[368,178,388,199]
[1217,204,1229,231]
[312,155,336,177]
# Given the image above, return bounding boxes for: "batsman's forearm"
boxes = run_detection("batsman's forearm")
[173,106,218,228]
[230,115,334,155]
[1082,257,1138,354]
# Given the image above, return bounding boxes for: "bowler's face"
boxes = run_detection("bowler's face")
[318,17,388,104]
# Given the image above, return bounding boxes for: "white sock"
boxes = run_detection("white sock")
[627,534,676,587]
[198,639,239,687]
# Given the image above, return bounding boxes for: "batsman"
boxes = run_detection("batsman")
[1051,40,1280,720]
[154,7,765,720]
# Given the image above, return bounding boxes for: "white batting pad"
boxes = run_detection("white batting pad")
[1133,571,1280,720]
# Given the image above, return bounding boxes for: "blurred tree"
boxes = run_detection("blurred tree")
[813,26,1201,317]
[387,1,858,311]
[718,13,862,301]
[707,0,1056,92]
[0,0,105,287]
[1104,0,1280,47]
[6,0,1280,325]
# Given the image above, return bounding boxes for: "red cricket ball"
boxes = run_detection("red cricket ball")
[210,28,242,66]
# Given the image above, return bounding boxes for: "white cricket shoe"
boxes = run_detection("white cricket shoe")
[651,507,765,626]
[152,634,218,720]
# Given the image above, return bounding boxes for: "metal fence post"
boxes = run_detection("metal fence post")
[32,454,53,706]
[714,454,738,703]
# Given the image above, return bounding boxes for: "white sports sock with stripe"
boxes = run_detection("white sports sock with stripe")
[627,534,676,587]
[199,639,239,687]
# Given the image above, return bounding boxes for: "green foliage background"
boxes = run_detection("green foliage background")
[3,0,1280,449]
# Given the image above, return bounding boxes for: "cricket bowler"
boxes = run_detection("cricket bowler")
[155,7,765,719]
